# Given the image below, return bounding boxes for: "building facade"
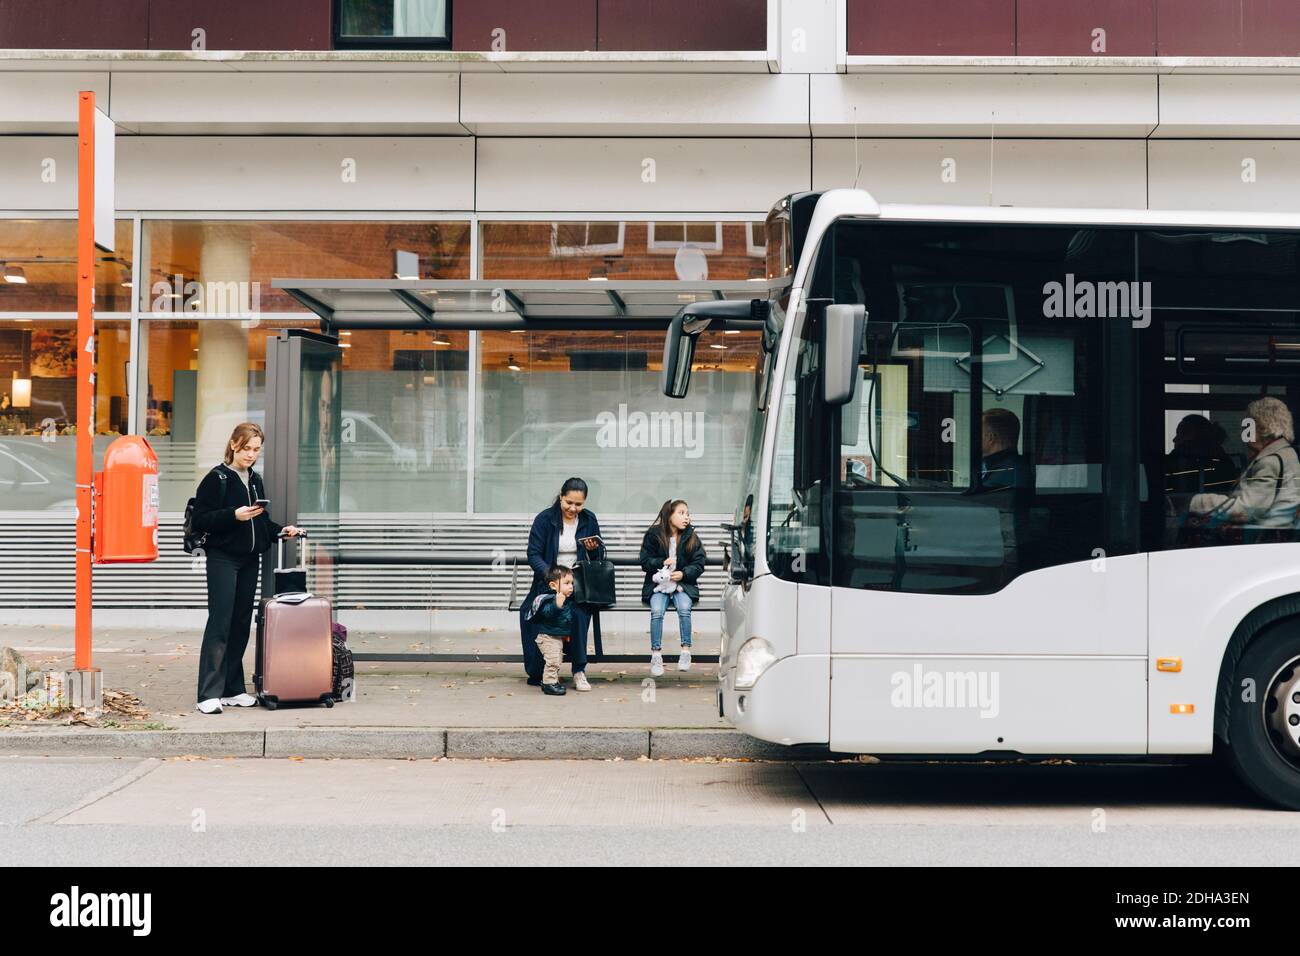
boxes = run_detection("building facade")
[3,0,1300,622]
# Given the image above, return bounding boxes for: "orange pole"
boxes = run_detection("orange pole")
[74,91,94,672]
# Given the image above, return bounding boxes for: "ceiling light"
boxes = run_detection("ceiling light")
[507,354,521,371]
[3,264,27,284]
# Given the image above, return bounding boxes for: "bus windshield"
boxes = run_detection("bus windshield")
[765,217,1300,595]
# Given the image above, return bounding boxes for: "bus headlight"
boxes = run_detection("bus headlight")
[734,638,777,689]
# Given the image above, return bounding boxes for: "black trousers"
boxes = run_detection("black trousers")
[197,549,261,703]
[519,588,594,680]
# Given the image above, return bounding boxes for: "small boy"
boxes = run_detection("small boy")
[528,565,575,696]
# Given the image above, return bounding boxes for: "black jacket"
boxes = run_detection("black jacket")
[524,505,604,597]
[528,592,575,638]
[639,524,706,604]
[192,463,283,556]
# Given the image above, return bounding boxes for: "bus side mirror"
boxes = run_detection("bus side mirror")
[662,314,699,399]
[821,303,866,406]
[662,299,770,399]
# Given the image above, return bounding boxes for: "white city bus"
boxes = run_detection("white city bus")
[663,189,1300,809]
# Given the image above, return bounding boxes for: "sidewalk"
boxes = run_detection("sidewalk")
[0,624,804,761]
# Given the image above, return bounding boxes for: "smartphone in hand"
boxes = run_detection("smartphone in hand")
[254,498,270,510]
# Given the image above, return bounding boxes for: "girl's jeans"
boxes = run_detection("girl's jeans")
[649,590,693,651]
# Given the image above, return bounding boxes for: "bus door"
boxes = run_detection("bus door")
[813,224,1149,755]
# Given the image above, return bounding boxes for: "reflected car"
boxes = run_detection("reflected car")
[0,438,77,511]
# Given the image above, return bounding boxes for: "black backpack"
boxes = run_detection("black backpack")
[183,467,226,554]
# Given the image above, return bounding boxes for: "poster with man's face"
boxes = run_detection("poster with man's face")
[298,346,342,605]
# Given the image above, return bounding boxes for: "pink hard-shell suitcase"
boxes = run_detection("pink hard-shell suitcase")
[254,534,334,710]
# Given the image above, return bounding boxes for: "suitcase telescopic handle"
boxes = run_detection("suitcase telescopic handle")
[277,529,309,569]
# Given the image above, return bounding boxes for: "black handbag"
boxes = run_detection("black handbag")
[572,545,617,608]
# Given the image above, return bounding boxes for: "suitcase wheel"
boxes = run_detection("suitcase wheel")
[322,696,334,709]
[262,697,278,711]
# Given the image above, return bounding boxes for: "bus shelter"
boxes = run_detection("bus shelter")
[263,278,785,662]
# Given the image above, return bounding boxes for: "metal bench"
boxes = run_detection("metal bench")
[336,548,723,663]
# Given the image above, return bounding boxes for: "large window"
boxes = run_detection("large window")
[0,220,134,313]
[0,319,130,512]
[482,220,766,282]
[478,218,767,517]
[140,219,471,513]
[1144,229,1300,551]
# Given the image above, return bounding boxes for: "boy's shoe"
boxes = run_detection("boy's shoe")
[678,648,692,672]
[541,682,567,696]
[196,698,223,715]
[220,693,257,707]
[572,672,591,692]
[650,652,665,678]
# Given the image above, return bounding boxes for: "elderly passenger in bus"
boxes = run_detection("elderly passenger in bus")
[1188,397,1300,544]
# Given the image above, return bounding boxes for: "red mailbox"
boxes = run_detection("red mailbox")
[93,435,160,564]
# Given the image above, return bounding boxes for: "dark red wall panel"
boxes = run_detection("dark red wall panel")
[148,0,331,50]
[1017,0,1156,55]
[0,0,149,49]
[847,0,1015,55]
[453,0,597,51]
[1157,0,1300,56]
[598,0,766,50]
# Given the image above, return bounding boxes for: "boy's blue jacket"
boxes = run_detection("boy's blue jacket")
[526,592,574,637]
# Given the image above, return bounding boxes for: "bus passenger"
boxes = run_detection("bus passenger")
[980,408,1033,491]
[1188,397,1300,544]
[1165,414,1238,497]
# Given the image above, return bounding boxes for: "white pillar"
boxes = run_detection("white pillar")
[194,225,251,483]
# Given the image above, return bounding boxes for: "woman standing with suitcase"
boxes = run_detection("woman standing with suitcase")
[518,477,604,693]
[191,423,301,714]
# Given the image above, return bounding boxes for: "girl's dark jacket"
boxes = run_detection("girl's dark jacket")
[525,505,605,597]
[192,463,283,556]
[638,524,706,605]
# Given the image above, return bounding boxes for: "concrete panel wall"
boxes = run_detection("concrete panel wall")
[0,73,110,134]
[461,73,809,136]
[476,137,810,212]
[810,73,1157,137]
[0,138,77,209]
[114,137,475,211]
[814,138,1148,208]
[1149,140,1300,212]
[1156,75,1300,139]
[109,73,463,135]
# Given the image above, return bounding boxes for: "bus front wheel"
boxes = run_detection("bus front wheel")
[1226,627,1300,811]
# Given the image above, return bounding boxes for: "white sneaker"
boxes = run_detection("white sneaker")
[220,693,257,707]
[572,672,591,692]
[678,648,692,672]
[196,698,223,715]
[650,652,665,678]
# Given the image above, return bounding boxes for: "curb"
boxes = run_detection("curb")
[649,728,815,761]
[0,729,264,757]
[0,726,810,760]
[265,727,446,759]
[446,728,647,760]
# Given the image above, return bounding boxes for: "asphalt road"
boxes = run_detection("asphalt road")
[3,754,1297,866]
